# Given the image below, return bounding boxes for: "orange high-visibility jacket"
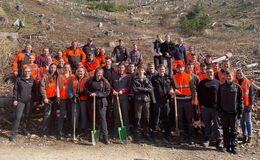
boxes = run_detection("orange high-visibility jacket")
[197,72,207,81]
[42,74,57,98]
[22,64,40,81]
[172,60,184,70]
[234,78,251,106]
[96,55,106,67]
[71,77,88,100]
[58,74,73,100]
[192,62,200,74]
[13,52,37,72]
[186,52,199,62]
[63,48,86,68]
[84,60,100,76]
[173,73,192,96]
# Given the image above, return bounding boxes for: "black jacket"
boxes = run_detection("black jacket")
[151,74,172,103]
[86,78,111,107]
[218,81,243,115]
[82,44,98,55]
[160,41,176,58]
[103,66,116,85]
[112,45,128,63]
[132,76,152,103]
[13,77,35,103]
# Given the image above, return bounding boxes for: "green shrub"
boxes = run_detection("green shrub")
[179,2,210,35]
[86,2,132,12]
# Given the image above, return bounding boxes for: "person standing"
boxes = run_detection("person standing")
[174,38,187,66]
[197,63,208,81]
[86,68,111,144]
[172,63,196,144]
[57,63,74,139]
[218,71,243,154]
[151,34,163,69]
[132,65,153,142]
[128,43,144,66]
[36,48,51,67]
[235,69,255,144]
[10,67,36,141]
[197,67,222,150]
[82,38,98,56]
[40,63,59,137]
[151,64,172,142]
[112,39,128,63]
[96,48,107,67]
[63,41,86,72]
[13,44,37,77]
[111,63,131,138]
[160,35,176,76]
[69,67,89,136]
[84,53,100,77]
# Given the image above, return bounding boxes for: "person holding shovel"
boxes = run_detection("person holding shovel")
[10,67,36,141]
[68,67,89,137]
[86,68,111,144]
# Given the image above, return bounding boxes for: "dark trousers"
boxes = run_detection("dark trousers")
[58,99,71,136]
[11,101,32,135]
[151,101,171,135]
[134,101,150,133]
[221,112,238,149]
[177,99,193,137]
[71,100,87,130]
[128,95,135,127]
[154,56,162,69]
[42,97,57,135]
[106,95,114,132]
[201,107,222,140]
[98,105,108,139]
[113,95,129,134]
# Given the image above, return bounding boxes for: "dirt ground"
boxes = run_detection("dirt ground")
[0,133,259,160]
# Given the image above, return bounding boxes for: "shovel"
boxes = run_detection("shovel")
[172,93,180,136]
[91,95,100,145]
[116,95,127,144]
[72,101,78,143]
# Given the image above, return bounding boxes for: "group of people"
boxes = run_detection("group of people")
[9,35,256,155]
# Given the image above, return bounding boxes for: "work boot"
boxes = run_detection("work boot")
[24,130,30,136]
[231,148,238,154]
[9,134,16,142]
[134,133,141,143]
[242,135,247,144]
[203,140,210,148]
[247,136,251,144]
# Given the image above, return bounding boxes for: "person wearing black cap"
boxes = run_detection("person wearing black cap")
[112,39,129,63]
[82,38,98,56]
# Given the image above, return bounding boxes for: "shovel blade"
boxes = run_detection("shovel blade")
[118,126,127,144]
[91,130,100,145]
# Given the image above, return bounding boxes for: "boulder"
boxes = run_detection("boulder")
[0,16,8,25]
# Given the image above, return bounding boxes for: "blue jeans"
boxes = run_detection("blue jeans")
[240,109,252,137]
[162,57,173,76]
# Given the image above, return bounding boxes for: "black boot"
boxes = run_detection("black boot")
[9,134,17,142]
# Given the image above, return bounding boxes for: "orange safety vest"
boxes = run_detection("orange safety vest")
[84,60,100,77]
[197,72,207,81]
[234,79,251,106]
[173,73,192,96]
[193,62,200,74]
[13,52,37,72]
[96,55,106,67]
[172,60,184,70]
[43,75,57,98]
[22,64,40,81]
[72,77,88,100]
[58,74,73,100]
[186,52,199,62]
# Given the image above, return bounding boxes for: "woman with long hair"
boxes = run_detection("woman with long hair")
[86,67,111,144]
[57,63,74,139]
[40,63,59,137]
[69,66,89,136]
